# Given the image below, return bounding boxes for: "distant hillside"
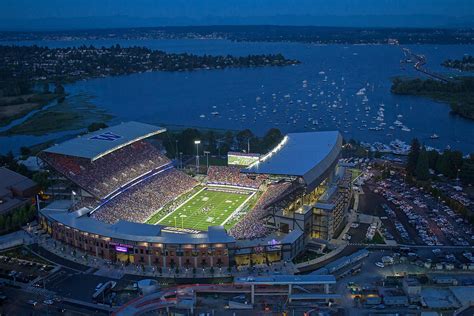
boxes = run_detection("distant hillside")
[0,14,473,31]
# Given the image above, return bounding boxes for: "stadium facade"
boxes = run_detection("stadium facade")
[243,131,352,241]
[37,122,352,270]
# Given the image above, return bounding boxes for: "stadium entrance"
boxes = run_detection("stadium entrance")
[116,253,133,263]
[111,244,135,263]
[235,251,281,266]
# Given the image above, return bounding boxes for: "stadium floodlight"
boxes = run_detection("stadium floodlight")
[195,140,201,173]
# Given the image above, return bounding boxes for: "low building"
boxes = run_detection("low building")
[0,167,37,214]
[431,276,458,286]
[384,294,408,306]
[403,277,422,296]
[381,288,408,306]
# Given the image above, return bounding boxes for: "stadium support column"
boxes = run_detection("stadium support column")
[251,284,255,304]
[288,283,293,302]
[195,140,201,174]
[204,151,210,172]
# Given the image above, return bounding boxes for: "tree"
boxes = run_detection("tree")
[87,122,108,132]
[426,150,439,170]
[20,146,31,156]
[415,147,430,181]
[4,216,11,231]
[236,129,254,152]
[205,130,217,154]
[11,212,20,228]
[435,150,451,176]
[407,138,420,176]
[260,128,283,153]
[42,82,50,94]
[460,155,474,185]
[449,150,464,179]
[54,82,65,95]
[178,128,202,155]
[32,172,50,191]
[0,215,4,231]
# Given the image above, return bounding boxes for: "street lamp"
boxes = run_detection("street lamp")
[194,140,201,173]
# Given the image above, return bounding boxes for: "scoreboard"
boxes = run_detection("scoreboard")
[227,152,260,166]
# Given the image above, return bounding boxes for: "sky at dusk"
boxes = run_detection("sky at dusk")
[0,0,473,29]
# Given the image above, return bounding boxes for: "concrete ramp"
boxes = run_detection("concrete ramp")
[228,301,253,309]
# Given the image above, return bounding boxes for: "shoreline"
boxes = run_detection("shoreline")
[0,93,64,128]
[0,93,112,137]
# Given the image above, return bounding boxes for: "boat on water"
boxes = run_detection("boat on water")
[430,134,439,139]
[390,139,411,155]
[356,88,366,96]
[369,126,383,131]
[373,142,392,153]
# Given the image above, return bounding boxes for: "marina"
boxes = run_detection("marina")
[0,40,473,154]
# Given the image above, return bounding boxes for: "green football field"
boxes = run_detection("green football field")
[157,188,251,231]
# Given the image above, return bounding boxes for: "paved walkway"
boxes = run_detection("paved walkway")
[0,230,33,250]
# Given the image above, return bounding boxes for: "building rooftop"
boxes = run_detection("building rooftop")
[243,131,342,187]
[43,121,166,161]
[0,167,37,194]
[235,274,336,285]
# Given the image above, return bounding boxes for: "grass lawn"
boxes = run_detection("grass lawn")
[366,231,385,244]
[157,188,251,231]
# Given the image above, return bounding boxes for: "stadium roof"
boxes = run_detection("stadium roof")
[43,121,166,161]
[243,131,342,187]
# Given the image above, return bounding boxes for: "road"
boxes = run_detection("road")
[0,286,108,315]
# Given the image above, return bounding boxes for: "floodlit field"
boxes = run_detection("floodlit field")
[157,188,251,231]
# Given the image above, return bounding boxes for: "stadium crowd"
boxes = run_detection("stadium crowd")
[92,168,198,224]
[229,181,294,239]
[207,166,265,189]
[41,141,171,199]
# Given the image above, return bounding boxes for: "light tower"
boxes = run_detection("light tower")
[194,140,201,173]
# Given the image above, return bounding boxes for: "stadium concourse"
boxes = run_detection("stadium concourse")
[37,122,348,271]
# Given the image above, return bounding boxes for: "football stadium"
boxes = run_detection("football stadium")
[37,121,352,269]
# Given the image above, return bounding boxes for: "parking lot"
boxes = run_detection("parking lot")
[0,247,54,284]
[362,174,473,247]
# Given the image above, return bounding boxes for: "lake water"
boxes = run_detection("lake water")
[1,39,473,154]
